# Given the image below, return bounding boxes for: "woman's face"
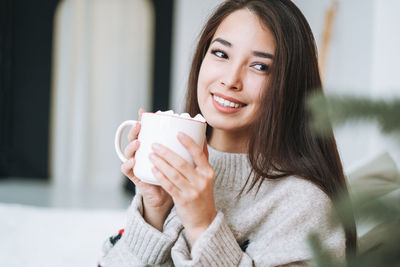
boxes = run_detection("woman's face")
[197,9,276,136]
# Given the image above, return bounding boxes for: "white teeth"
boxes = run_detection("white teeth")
[213,95,242,108]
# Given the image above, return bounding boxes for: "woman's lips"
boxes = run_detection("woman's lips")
[212,92,245,105]
[211,93,246,114]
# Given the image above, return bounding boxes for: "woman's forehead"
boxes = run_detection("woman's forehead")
[212,9,276,53]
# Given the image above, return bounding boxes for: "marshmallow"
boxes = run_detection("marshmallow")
[155,110,206,123]
[193,114,206,123]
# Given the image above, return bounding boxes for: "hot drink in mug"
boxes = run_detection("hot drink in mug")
[115,111,207,185]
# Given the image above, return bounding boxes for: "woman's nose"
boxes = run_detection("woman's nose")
[220,63,243,90]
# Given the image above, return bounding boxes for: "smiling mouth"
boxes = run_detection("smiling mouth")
[212,94,246,108]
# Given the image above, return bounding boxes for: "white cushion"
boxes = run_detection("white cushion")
[0,204,126,267]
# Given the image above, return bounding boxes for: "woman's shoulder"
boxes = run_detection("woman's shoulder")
[279,175,326,192]
[263,175,333,208]
[255,176,346,262]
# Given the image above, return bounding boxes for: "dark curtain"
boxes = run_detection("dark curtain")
[0,0,60,179]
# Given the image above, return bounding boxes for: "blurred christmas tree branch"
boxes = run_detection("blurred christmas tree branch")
[307,93,400,135]
[306,92,400,267]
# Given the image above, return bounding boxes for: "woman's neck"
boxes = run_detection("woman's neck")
[208,128,249,153]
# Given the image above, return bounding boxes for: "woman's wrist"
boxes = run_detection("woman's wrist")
[187,226,208,246]
[143,201,173,231]
[187,211,217,246]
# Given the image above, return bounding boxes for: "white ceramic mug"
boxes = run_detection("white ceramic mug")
[115,112,207,185]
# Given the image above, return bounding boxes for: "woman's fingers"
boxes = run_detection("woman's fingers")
[203,139,209,159]
[150,152,191,190]
[151,167,181,197]
[151,143,198,184]
[121,157,144,186]
[127,121,141,142]
[121,158,135,179]
[138,108,146,120]
[124,140,140,159]
[129,174,143,186]
[121,157,133,174]
[177,133,212,174]
[127,108,146,142]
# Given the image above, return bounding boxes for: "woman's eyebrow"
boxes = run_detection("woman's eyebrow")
[253,51,274,59]
[212,37,232,47]
[211,37,274,59]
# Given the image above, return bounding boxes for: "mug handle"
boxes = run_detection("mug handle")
[114,120,138,162]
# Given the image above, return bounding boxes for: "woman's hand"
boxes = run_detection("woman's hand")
[120,109,173,231]
[149,133,216,245]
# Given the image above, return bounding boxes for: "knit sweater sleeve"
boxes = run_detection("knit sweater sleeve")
[99,194,183,267]
[169,178,346,267]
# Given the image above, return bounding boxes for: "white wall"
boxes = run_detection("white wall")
[170,0,224,113]
[170,0,400,170]
[50,0,154,207]
[371,0,400,93]
[295,0,379,169]
[297,0,400,169]
[368,0,400,167]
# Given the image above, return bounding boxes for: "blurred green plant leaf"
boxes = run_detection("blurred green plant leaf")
[307,93,400,135]
[307,91,400,266]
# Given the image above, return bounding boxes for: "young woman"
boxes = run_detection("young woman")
[100,0,357,266]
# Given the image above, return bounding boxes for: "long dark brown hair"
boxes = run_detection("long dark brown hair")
[185,0,357,259]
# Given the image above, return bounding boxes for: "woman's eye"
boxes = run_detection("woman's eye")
[211,49,228,59]
[253,64,269,72]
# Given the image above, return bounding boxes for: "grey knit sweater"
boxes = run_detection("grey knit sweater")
[99,146,345,266]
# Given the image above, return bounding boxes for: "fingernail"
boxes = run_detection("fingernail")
[177,132,185,140]
[152,143,161,152]
[149,153,157,161]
